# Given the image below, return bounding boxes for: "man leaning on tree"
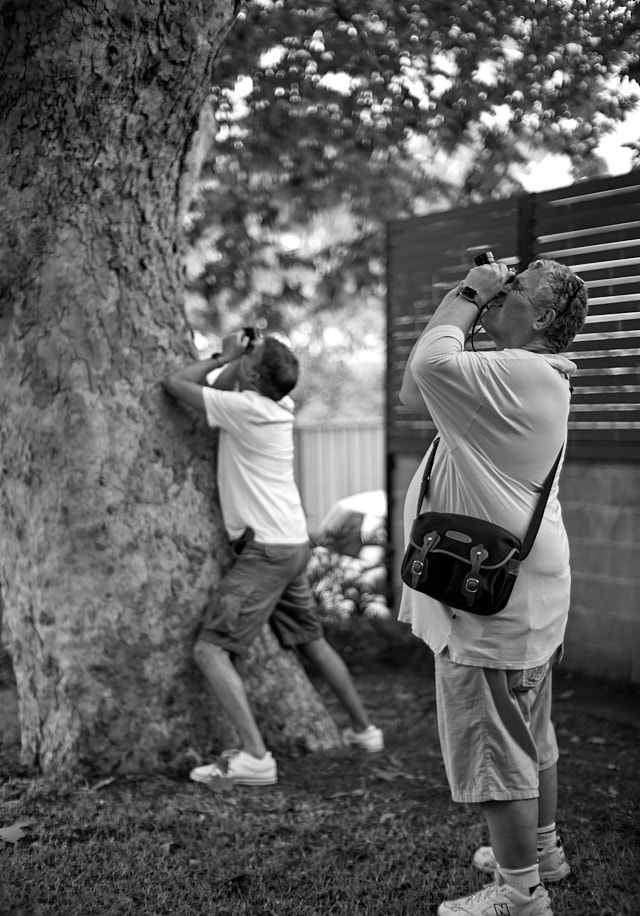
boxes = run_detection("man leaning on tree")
[163,329,383,786]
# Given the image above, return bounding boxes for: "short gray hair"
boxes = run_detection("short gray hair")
[531,259,588,353]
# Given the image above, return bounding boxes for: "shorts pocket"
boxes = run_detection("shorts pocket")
[513,662,549,692]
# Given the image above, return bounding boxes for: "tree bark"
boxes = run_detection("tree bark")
[0,0,339,774]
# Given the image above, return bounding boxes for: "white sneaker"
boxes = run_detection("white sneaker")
[472,839,571,882]
[438,881,552,916]
[189,749,277,786]
[342,724,384,753]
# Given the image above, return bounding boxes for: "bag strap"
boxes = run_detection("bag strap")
[415,436,564,561]
[415,437,440,516]
[519,446,564,560]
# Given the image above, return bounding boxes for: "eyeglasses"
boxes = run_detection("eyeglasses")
[500,276,537,309]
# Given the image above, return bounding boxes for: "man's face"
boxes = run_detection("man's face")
[480,261,545,350]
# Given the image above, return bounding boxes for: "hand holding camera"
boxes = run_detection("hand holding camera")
[461,252,513,309]
[221,327,258,363]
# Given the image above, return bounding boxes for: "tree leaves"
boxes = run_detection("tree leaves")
[186,0,640,340]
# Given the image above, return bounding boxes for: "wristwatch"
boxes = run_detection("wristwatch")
[457,285,482,308]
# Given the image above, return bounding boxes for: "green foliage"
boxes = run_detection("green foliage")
[187,0,639,337]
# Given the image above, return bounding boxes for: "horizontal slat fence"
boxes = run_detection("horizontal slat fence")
[387,171,640,462]
[535,175,640,460]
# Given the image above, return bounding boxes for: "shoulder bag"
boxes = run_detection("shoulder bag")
[401,438,564,616]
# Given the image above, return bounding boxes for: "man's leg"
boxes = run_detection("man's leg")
[299,636,371,731]
[193,640,267,759]
[481,797,539,870]
[538,762,558,827]
[193,541,308,761]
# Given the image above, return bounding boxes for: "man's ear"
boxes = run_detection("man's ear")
[534,308,556,330]
[247,365,265,394]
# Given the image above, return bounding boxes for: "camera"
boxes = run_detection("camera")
[243,327,256,351]
[473,251,495,266]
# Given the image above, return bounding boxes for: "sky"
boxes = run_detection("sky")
[521,84,640,191]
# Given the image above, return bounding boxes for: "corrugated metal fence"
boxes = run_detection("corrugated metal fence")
[294,423,385,533]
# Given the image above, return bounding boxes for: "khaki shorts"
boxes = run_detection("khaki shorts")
[197,540,323,657]
[434,650,559,804]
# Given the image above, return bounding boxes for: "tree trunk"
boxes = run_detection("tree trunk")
[0,0,339,774]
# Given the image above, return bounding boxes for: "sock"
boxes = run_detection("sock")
[537,822,557,851]
[498,864,541,896]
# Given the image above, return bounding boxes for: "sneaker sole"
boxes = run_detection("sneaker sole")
[189,771,277,786]
[233,775,278,786]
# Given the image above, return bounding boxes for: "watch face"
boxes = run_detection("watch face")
[460,286,478,303]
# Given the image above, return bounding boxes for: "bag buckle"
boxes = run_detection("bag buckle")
[410,531,438,589]
[462,545,489,606]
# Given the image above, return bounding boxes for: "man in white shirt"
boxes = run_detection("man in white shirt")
[164,331,383,787]
[399,258,588,916]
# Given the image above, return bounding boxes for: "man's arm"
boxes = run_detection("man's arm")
[163,355,227,412]
[399,263,510,410]
[163,332,248,411]
[399,287,462,410]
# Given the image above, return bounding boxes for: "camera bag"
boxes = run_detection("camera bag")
[401,438,563,616]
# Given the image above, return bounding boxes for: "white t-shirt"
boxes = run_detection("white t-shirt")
[202,384,308,544]
[398,325,575,669]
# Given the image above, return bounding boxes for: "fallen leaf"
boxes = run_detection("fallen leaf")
[91,776,115,792]
[371,766,416,782]
[0,820,35,845]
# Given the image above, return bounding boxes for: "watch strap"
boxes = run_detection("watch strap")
[457,285,482,307]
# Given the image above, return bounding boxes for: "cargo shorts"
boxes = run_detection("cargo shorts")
[434,649,559,804]
[197,539,323,656]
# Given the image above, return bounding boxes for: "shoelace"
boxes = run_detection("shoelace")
[462,883,505,904]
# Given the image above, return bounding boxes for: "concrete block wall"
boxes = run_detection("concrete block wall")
[389,455,640,686]
[559,463,640,684]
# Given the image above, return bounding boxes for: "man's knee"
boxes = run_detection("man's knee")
[193,638,227,669]
[299,636,330,663]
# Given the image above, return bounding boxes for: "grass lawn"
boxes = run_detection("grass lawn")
[1,638,639,916]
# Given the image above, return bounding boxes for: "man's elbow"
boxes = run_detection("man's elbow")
[163,376,178,398]
[399,386,425,412]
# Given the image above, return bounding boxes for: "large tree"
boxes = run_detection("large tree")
[0,0,341,774]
